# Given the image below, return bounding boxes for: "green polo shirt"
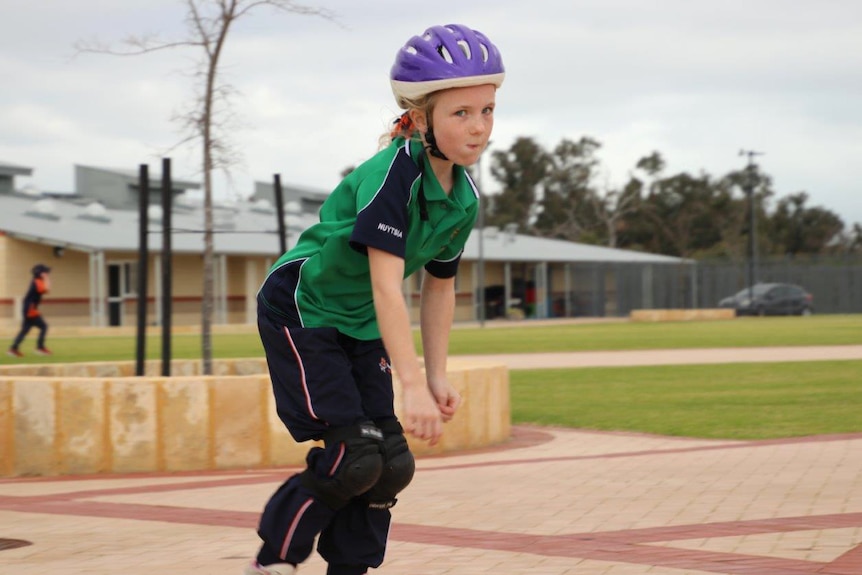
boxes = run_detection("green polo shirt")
[262,137,479,340]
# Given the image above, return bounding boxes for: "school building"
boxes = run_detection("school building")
[0,160,691,329]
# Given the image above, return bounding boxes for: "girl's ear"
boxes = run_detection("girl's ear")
[408,108,428,133]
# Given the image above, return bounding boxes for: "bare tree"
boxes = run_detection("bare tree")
[76,0,334,374]
[589,177,641,248]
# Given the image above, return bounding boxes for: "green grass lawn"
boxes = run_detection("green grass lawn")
[4,314,860,440]
[510,361,862,439]
[7,314,859,365]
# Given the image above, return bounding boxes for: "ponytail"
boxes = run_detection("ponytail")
[379,112,416,149]
[378,91,440,149]
[390,112,415,141]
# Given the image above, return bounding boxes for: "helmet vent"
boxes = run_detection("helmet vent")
[437,44,454,64]
[479,43,489,63]
[456,40,472,60]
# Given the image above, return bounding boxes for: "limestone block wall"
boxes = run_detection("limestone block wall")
[0,358,510,477]
[630,308,736,322]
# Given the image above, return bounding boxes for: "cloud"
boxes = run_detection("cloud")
[1,0,861,226]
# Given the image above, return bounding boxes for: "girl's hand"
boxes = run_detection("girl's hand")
[429,378,461,422]
[401,384,443,445]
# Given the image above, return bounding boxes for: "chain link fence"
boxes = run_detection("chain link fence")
[550,256,862,318]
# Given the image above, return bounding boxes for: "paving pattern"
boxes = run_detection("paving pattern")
[1,346,861,575]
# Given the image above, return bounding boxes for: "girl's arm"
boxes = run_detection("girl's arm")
[420,272,462,421]
[368,247,443,444]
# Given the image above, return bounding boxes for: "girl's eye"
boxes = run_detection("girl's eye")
[482,106,495,115]
[454,110,467,117]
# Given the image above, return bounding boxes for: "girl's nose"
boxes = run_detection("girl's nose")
[470,117,487,135]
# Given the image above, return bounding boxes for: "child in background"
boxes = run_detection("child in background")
[8,263,52,357]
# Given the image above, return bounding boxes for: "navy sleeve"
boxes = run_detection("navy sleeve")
[349,149,420,258]
[425,251,463,279]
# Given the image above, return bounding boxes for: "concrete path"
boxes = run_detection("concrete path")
[457,345,862,370]
[1,347,861,575]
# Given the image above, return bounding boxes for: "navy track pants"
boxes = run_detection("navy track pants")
[255,288,405,575]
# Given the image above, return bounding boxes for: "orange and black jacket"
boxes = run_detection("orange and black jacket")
[22,276,48,319]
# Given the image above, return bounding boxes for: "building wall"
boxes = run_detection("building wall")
[2,236,486,329]
[0,234,9,322]
[406,262,482,324]
[5,233,753,327]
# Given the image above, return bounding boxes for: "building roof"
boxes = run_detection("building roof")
[0,167,686,264]
[0,161,33,178]
[0,191,313,256]
[76,164,201,192]
[463,227,686,264]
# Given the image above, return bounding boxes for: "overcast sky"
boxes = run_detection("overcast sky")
[2,0,861,227]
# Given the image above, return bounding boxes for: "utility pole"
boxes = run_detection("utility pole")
[739,149,764,303]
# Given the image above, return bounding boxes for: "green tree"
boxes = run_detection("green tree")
[615,153,661,252]
[640,172,722,257]
[768,192,845,255]
[702,174,748,259]
[636,151,666,177]
[533,137,601,242]
[589,175,643,248]
[487,137,550,231]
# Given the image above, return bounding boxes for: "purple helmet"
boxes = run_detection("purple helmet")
[390,24,505,108]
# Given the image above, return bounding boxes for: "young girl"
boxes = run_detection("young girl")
[247,23,504,575]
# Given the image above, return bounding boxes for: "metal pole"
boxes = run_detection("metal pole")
[161,158,173,376]
[273,174,287,254]
[739,150,764,302]
[135,164,150,376]
[745,178,754,303]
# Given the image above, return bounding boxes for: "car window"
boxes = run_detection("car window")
[735,285,772,298]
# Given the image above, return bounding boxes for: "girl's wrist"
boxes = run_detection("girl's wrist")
[396,369,425,390]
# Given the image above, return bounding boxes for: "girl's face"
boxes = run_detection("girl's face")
[415,84,496,167]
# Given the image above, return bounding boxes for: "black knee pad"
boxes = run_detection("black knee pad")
[300,423,384,510]
[364,422,416,509]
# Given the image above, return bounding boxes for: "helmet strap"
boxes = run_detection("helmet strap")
[424,124,449,161]
[415,153,430,221]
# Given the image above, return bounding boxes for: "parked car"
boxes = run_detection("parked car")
[718,283,813,316]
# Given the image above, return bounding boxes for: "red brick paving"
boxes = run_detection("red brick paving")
[2,344,861,574]
[2,427,861,574]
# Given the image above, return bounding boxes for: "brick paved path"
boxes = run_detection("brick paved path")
[1,346,861,575]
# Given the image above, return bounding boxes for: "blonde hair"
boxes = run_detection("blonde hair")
[378,92,441,149]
